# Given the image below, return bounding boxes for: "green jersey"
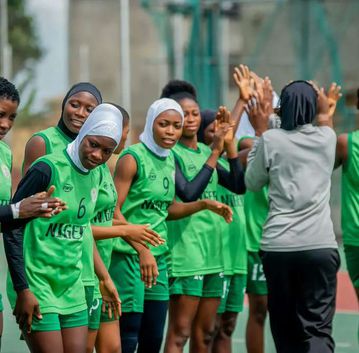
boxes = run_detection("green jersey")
[244,188,269,252]
[112,143,175,256]
[93,164,117,299]
[167,142,223,277]
[23,150,100,315]
[341,131,359,246]
[0,141,12,309]
[0,140,12,207]
[28,126,95,286]
[33,126,72,155]
[217,158,247,275]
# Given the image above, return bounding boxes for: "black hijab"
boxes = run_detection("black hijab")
[57,82,102,140]
[197,109,216,143]
[279,81,317,131]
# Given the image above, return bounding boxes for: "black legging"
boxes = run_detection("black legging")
[120,300,168,353]
[261,248,339,353]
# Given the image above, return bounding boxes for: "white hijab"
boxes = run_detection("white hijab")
[140,98,184,158]
[66,103,123,172]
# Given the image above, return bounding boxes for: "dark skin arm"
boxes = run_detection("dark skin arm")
[91,224,164,247]
[22,136,47,175]
[238,138,254,167]
[93,243,121,319]
[167,199,233,223]
[113,154,159,288]
[309,81,343,168]
[335,133,348,169]
[232,64,254,133]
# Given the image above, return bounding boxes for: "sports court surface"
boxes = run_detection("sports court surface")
[0,241,357,353]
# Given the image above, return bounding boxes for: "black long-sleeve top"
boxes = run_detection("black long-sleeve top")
[175,156,246,202]
[0,205,14,223]
[3,162,52,292]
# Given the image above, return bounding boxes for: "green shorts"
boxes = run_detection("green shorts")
[218,274,247,314]
[31,310,88,331]
[0,292,3,312]
[85,285,94,309]
[169,273,224,297]
[246,251,268,295]
[145,255,169,301]
[344,244,359,288]
[88,297,102,330]
[109,252,169,314]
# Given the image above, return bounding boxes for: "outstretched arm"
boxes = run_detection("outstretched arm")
[167,199,233,223]
[91,224,164,248]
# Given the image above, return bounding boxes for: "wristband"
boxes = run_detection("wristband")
[11,201,21,219]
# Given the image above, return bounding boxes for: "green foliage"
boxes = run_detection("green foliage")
[4,0,43,120]
[8,0,43,77]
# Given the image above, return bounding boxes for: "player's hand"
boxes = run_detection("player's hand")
[245,92,270,136]
[262,77,274,116]
[19,185,67,219]
[99,276,121,319]
[138,249,159,289]
[202,199,233,223]
[123,224,165,248]
[215,106,235,148]
[308,81,330,115]
[326,82,342,117]
[233,64,255,102]
[14,289,42,333]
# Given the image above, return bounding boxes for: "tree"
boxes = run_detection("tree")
[8,0,43,78]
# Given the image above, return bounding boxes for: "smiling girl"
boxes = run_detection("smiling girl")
[110,98,233,353]
[4,103,124,353]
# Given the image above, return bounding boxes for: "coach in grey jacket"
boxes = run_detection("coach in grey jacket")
[246,81,339,353]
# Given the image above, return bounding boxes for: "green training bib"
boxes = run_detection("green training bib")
[217,157,247,275]
[112,143,175,256]
[33,126,72,154]
[167,142,223,277]
[0,140,12,209]
[341,131,359,246]
[0,141,12,307]
[93,164,117,299]
[22,150,100,315]
[26,127,95,287]
[243,187,269,252]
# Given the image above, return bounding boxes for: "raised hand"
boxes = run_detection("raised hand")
[308,81,332,127]
[212,116,230,155]
[245,92,270,137]
[326,82,342,117]
[312,83,330,115]
[262,77,274,115]
[215,106,235,147]
[233,64,255,102]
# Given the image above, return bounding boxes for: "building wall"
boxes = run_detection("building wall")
[68,0,164,132]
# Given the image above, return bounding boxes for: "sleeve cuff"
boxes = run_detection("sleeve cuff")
[11,201,21,219]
